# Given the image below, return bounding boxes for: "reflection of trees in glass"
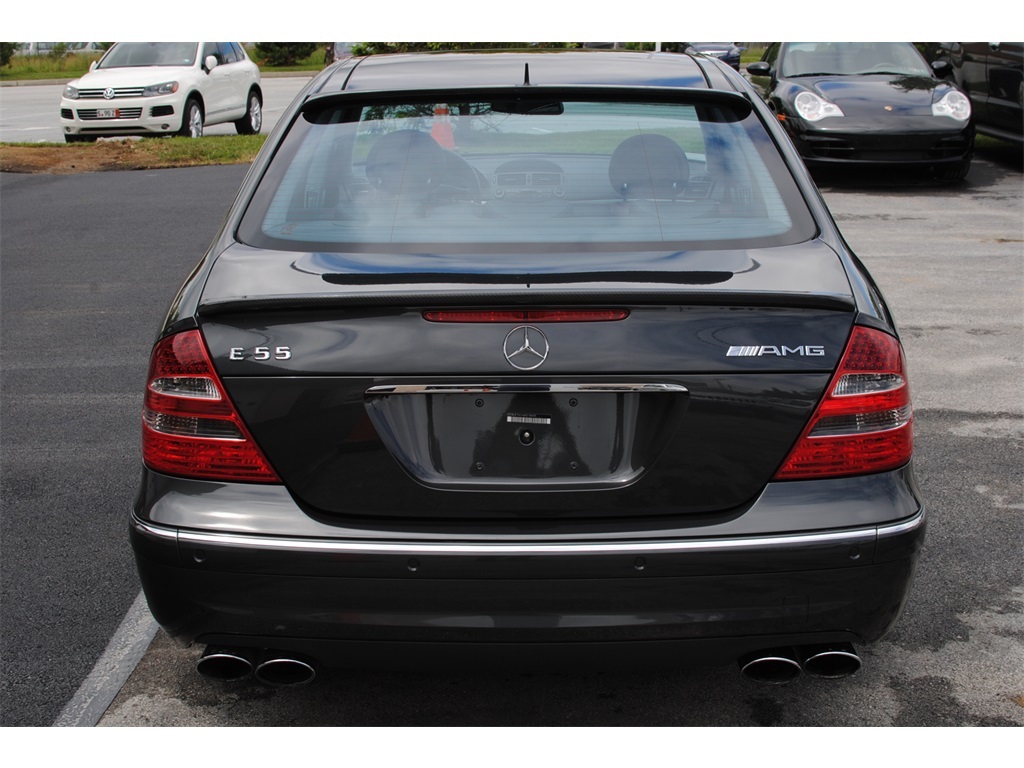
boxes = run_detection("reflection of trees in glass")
[888,75,946,93]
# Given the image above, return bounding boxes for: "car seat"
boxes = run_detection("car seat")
[609,134,690,200]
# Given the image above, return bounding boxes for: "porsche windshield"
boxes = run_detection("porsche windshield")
[238,95,816,252]
[781,42,932,77]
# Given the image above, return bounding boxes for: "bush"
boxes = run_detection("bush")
[1,42,18,68]
[253,43,319,67]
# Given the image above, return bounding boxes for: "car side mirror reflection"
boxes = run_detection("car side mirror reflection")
[931,60,952,77]
[204,54,218,72]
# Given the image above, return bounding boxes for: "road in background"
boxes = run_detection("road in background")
[1,147,1021,727]
[0,76,311,143]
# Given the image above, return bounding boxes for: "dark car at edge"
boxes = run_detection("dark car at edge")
[747,42,975,180]
[131,49,925,687]
[931,42,1023,144]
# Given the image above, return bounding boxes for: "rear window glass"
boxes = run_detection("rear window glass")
[238,95,816,253]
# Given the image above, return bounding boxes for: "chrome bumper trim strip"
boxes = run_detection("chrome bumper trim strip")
[366,383,689,396]
[133,509,924,557]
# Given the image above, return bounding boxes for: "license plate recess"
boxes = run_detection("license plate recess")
[365,383,688,490]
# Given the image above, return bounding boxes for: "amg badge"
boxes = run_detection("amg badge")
[727,345,825,357]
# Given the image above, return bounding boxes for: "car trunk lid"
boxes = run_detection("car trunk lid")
[198,240,855,520]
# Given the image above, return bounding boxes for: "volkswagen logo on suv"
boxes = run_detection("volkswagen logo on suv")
[503,326,549,370]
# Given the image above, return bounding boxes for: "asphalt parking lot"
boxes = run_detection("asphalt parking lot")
[1,81,1021,728]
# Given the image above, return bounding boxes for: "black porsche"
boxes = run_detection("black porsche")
[747,42,975,180]
[131,50,925,686]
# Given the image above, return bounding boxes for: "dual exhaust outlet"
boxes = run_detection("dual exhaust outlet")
[196,646,316,686]
[739,643,862,683]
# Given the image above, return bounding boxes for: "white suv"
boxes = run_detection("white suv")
[59,42,262,143]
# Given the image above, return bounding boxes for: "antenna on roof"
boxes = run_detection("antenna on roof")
[523,62,531,86]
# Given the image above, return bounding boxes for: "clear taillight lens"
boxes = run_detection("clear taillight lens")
[142,330,280,483]
[774,326,913,480]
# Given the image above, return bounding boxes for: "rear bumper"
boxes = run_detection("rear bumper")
[131,468,926,663]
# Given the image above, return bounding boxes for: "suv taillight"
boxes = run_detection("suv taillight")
[142,330,280,482]
[774,325,913,480]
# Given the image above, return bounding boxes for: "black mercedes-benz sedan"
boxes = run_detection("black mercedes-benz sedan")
[747,42,975,181]
[131,49,925,686]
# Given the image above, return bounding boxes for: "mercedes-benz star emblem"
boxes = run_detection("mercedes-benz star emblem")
[103,87,116,100]
[503,326,549,370]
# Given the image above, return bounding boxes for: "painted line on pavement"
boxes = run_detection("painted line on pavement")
[53,590,158,727]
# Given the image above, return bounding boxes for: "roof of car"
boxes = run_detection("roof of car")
[317,50,739,94]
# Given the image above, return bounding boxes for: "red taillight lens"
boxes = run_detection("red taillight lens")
[774,326,913,480]
[142,330,280,483]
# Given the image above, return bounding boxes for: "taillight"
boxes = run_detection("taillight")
[774,326,913,480]
[142,330,280,483]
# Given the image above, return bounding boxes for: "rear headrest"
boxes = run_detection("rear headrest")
[609,134,690,199]
[365,130,445,197]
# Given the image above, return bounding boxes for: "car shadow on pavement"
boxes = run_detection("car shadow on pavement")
[811,141,1022,194]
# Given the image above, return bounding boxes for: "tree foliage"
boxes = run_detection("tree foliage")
[253,42,319,67]
[1,42,18,68]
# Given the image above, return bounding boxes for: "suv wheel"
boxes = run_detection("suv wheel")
[178,99,204,138]
[234,90,262,135]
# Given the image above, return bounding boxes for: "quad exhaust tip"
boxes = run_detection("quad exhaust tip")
[738,647,803,684]
[255,652,317,687]
[799,643,862,679]
[739,642,861,683]
[196,646,316,686]
[195,646,257,682]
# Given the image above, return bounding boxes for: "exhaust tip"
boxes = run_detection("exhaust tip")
[255,653,317,687]
[738,647,802,684]
[799,643,862,678]
[195,646,256,682]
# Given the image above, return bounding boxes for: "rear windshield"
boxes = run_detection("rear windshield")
[238,94,816,253]
[99,42,197,68]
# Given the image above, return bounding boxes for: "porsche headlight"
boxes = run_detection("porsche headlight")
[63,85,79,99]
[142,81,179,97]
[794,91,845,121]
[932,91,971,121]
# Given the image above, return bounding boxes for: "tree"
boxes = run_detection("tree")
[253,43,319,67]
[1,42,18,68]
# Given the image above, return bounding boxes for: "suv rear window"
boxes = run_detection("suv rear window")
[238,94,816,253]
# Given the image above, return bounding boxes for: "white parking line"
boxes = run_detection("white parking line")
[53,590,158,727]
